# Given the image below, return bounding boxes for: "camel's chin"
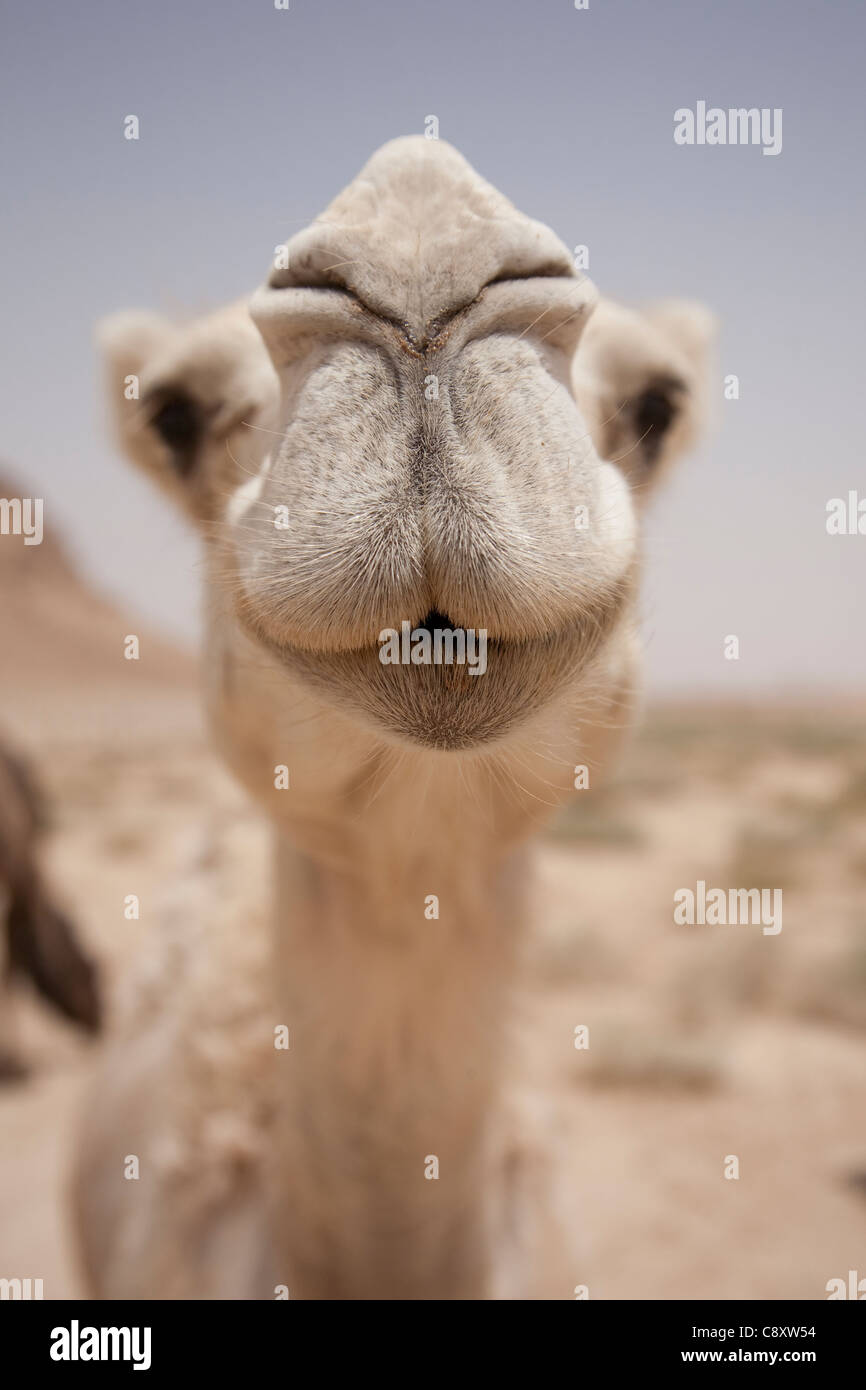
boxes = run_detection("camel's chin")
[238,616,618,751]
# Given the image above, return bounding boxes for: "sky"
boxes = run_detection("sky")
[1,0,864,693]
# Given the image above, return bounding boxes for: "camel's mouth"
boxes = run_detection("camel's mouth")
[236,586,633,751]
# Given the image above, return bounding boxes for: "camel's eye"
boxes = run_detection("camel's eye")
[149,393,200,473]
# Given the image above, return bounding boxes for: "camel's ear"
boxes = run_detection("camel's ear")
[97,303,278,524]
[573,297,716,503]
[98,310,203,519]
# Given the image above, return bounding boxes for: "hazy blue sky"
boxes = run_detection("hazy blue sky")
[2,0,864,692]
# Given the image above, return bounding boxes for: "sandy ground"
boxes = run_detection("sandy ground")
[2,699,864,1299]
[1,525,864,1298]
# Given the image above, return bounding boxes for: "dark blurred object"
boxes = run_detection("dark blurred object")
[845,1171,866,1202]
[0,742,101,1046]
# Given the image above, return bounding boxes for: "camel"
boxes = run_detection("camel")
[0,741,100,1077]
[73,137,713,1300]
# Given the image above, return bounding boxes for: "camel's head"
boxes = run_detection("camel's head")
[101,137,713,755]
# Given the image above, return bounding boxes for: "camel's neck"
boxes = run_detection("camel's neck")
[267,780,531,1300]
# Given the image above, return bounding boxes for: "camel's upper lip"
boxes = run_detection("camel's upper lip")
[231,572,634,752]
[232,550,636,664]
[236,603,544,664]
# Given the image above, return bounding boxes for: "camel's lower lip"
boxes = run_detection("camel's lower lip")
[235,599,631,750]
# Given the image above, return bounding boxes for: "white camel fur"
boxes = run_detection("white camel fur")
[73,136,713,1300]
